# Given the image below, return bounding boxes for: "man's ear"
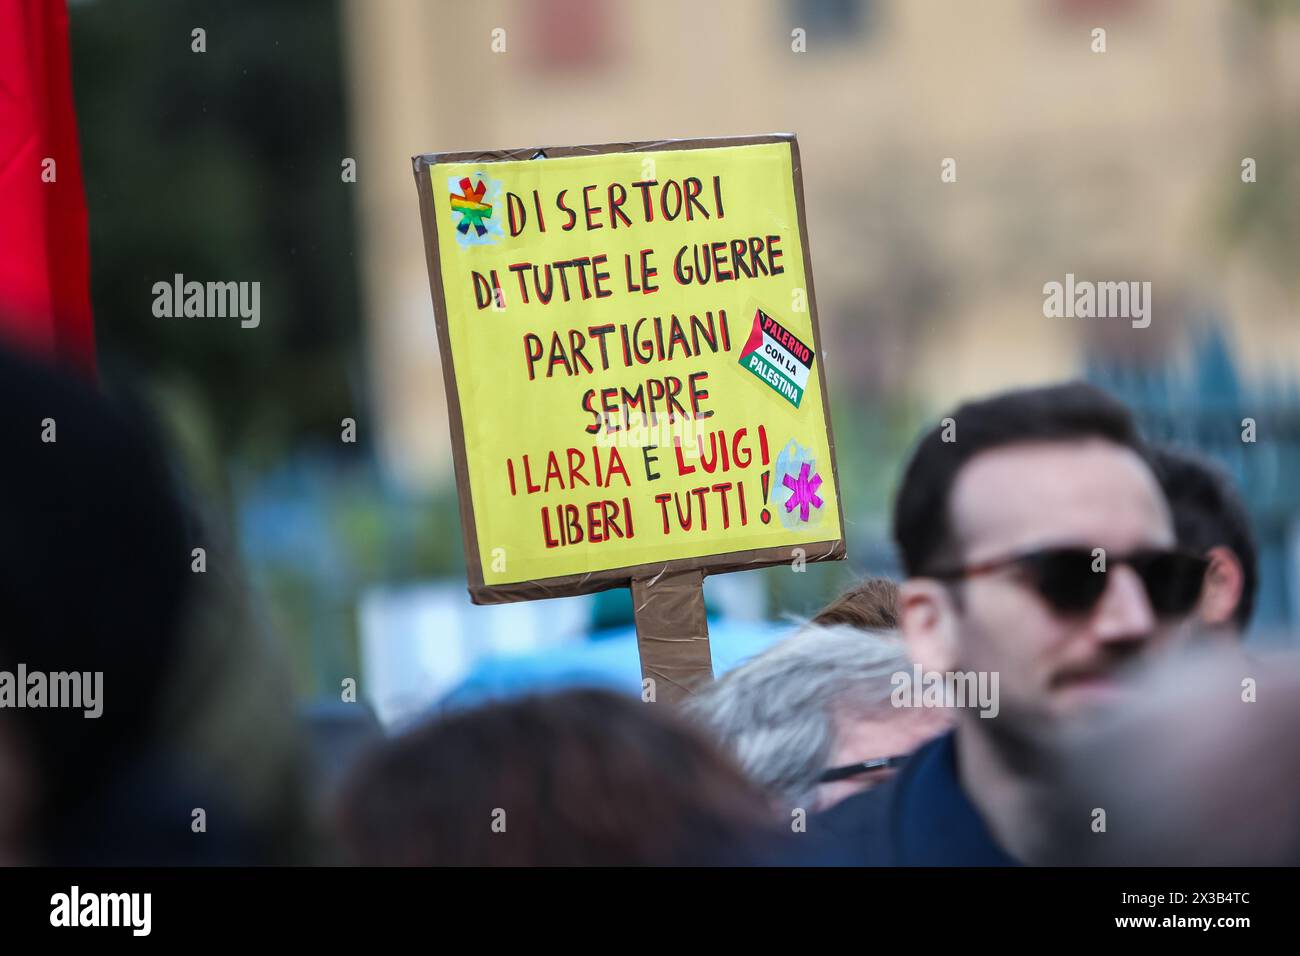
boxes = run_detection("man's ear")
[1198,545,1245,629]
[898,579,960,674]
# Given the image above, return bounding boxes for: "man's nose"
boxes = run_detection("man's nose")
[1090,564,1158,643]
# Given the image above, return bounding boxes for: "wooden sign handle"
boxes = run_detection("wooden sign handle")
[630,568,714,705]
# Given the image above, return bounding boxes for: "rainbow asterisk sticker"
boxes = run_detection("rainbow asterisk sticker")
[448,174,504,247]
[451,177,491,235]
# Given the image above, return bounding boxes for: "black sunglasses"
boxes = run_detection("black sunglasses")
[818,755,910,784]
[926,547,1209,617]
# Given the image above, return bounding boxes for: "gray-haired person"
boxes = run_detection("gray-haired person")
[687,624,950,812]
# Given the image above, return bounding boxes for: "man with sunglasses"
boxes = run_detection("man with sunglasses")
[812,382,1210,865]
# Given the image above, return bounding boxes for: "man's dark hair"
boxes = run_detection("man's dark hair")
[1151,446,1257,631]
[892,382,1146,577]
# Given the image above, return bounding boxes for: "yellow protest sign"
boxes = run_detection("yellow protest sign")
[414,135,845,603]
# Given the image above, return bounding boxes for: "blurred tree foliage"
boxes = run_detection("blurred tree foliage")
[69,0,363,492]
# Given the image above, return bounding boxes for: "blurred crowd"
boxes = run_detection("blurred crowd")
[1,343,1297,867]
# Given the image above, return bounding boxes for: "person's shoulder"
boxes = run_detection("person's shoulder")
[808,778,899,865]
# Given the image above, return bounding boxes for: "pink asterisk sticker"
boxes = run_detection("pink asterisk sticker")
[782,462,824,522]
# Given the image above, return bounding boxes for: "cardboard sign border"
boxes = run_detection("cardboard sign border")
[413,133,847,605]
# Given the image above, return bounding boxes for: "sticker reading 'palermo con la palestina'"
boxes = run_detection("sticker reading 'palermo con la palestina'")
[738,307,814,408]
[418,136,844,596]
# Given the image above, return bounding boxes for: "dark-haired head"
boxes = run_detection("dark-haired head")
[893,382,1148,577]
[889,382,1189,725]
[1151,446,1257,633]
[335,688,780,866]
[0,344,197,860]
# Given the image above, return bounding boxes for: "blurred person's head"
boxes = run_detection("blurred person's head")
[1151,446,1256,637]
[892,382,1205,726]
[0,344,298,864]
[0,344,192,861]
[687,624,949,812]
[1040,646,1300,865]
[334,688,777,866]
[810,576,899,630]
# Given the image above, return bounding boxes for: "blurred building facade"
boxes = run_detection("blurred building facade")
[345,0,1300,470]
[342,0,1300,642]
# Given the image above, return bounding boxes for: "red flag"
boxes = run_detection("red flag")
[0,0,96,377]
